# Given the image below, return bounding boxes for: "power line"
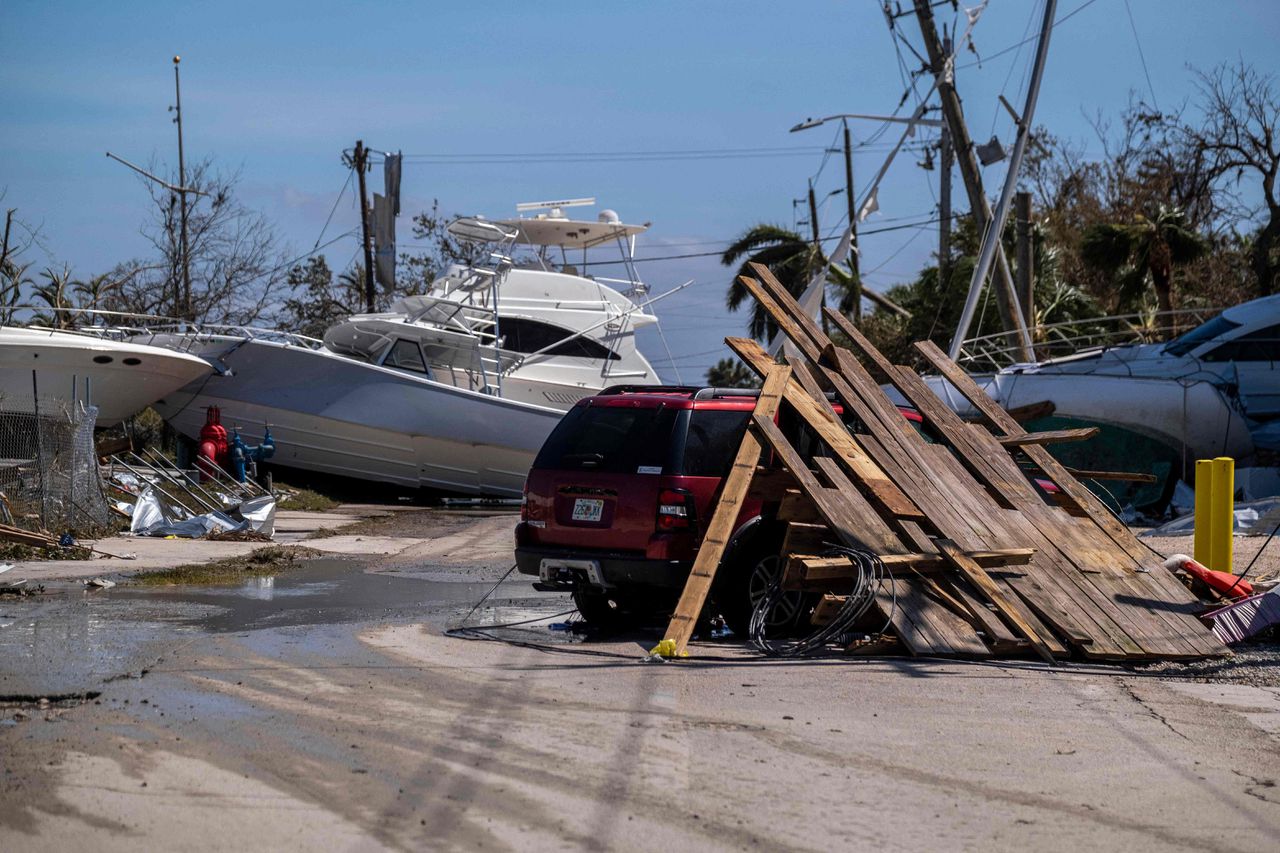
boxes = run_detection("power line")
[574,214,958,266]
[1123,0,1159,108]
[312,170,353,252]
[390,141,929,166]
[956,0,1102,70]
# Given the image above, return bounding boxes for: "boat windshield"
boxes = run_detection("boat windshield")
[1163,315,1242,357]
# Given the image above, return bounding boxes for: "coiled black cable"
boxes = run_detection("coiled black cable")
[748,547,895,657]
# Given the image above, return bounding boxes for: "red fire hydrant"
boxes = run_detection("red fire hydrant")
[197,406,229,482]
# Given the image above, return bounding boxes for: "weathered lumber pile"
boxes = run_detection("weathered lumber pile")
[661,263,1228,662]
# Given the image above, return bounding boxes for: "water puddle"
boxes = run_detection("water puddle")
[0,559,569,697]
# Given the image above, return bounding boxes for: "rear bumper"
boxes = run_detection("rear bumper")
[514,546,690,590]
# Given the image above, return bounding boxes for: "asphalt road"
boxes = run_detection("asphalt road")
[2,511,1278,851]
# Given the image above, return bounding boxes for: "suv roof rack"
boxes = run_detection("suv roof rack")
[597,384,702,396]
[597,384,839,402]
[693,388,761,399]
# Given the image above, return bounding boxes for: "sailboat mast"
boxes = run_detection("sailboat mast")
[947,0,1057,360]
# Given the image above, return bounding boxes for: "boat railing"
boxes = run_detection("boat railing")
[957,306,1223,370]
[5,305,327,350]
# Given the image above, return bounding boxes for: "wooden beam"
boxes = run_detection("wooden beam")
[728,337,924,520]
[660,364,791,656]
[996,427,1099,447]
[787,549,1034,582]
[1006,400,1055,423]
[937,539,1057,664]
[1066,468,1158,484]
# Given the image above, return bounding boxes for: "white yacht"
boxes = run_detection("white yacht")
[0,326,212,425]
[139,201,672,496]
[883,295,1279,508]
[1009,293,1280,424]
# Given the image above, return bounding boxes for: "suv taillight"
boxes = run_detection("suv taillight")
[656,488,694,531]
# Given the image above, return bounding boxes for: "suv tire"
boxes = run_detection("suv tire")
[715,526,809,639]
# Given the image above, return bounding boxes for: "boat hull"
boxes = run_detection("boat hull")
[896,371,1255,463]
[0,327,213,425]
[151,338,565,496]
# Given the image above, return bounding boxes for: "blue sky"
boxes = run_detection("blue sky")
[3,1,1277,381]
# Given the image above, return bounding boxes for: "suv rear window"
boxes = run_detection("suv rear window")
[681,410,750,476]
[534,405,679,472]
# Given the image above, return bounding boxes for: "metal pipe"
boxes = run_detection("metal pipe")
[948,0,1056,360]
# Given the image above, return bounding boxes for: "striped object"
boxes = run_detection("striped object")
[1202,589,1280,645]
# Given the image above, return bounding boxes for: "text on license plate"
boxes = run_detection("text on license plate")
[571,498,605,522]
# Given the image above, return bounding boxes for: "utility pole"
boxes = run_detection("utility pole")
[353,140,376,314]
[172,56,191,319]
[1015,191,1034,329]
[842,122,862,324]
[939,124,953,283]
[806,181,827,334]
[913,0,1033,361]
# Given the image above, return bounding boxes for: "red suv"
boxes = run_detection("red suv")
[516,384,931,634]
[515,386,775,633]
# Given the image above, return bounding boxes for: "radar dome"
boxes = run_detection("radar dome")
[598,209,620,224]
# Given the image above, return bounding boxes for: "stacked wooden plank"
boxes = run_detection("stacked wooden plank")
[660,263,1228,662]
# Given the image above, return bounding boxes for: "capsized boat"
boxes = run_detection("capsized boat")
[140,202,674,496]
[1008,293,1280,423]
[0,326,212,425]
[885,298,1277,509]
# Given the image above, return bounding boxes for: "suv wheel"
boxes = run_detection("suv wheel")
[572,589,626,627]
[715,528,808,639]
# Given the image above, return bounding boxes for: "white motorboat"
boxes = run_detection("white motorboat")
[1005,293,1280,423]
[880,296,1279,508]
[0,326,212,425]
[138,201,674,496]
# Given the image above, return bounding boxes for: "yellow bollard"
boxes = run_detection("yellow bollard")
[1210,457,1235,574]
[1193,459,1212,566]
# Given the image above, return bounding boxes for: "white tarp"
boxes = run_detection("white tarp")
[128,486,277,539]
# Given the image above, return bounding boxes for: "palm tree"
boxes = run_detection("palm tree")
[721,224,826,341]
[0,259,32,325]
[704,358,760,389]
[71,272,121,315]
[32,265,75,328]
[1079,205,1207,317]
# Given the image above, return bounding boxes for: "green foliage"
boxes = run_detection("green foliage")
[276,255,363,339]
[1079,205,1207,314]
[398,199,492,292]
[721,224,825,341]
[704,358,761,389]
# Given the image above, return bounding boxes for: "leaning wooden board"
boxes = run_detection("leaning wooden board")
[732,264,1228,661]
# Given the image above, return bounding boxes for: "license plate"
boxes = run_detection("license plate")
[571,498,604,522]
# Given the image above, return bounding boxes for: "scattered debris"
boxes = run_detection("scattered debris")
[1202,589,1280,644]
[1164,553,1254,599]
[83,577,116,590]
[105,452,277,540]
[658,264,1229,663]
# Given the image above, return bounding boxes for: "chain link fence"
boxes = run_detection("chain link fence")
[0,392,112,534]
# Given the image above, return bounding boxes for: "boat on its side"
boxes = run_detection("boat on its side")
[0,326,212,425]
[142,202,672,496]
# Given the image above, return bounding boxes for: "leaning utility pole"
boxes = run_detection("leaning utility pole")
[953,0,1055,360]
[172,56,191,319]
[939,124,953,282]
[1015,191,1034,328]
[352,140,376,314]
[842,122,862,324]
[806,181,828,333]
[912,0,1033,361]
